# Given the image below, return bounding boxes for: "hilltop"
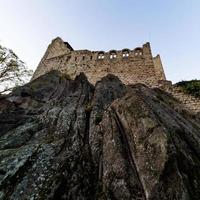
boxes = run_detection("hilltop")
[0,70,199,199]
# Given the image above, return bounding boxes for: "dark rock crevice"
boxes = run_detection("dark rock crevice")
[111,107,147,200]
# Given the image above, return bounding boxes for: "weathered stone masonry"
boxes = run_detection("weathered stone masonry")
[32,37,166,86]
[169,86,200,114]
[32,37,200,113]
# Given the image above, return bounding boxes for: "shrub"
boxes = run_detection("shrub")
[176,80,200,98]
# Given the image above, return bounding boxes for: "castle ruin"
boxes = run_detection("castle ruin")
[32,37,167,87]
[32,37,200,113]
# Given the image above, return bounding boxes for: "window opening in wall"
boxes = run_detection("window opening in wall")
[122,50,129,58]
[135,52,142,56]
[75,57,77,61]
[98,52,105,60]
[83,56,85,60]
[110,51,117,59]
[91,55,93,60]
[134,48,143,56]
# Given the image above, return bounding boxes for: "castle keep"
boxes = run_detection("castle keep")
[32,37,166,86]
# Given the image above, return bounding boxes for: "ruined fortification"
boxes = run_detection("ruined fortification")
[32,37,167,87]
[32,37,200,113]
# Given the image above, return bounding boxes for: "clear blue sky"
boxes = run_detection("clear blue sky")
[0,0,199,83]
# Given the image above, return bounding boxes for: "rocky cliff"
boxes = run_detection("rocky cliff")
[0,71,200,200]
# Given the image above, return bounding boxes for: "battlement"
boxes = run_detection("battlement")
[32,37,167,86]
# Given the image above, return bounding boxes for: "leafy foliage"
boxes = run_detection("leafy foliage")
[176,80,200,98]
[0,44,33,94]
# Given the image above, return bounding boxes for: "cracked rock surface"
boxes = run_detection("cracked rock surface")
[0,70,200,200]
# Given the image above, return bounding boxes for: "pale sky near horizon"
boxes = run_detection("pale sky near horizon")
[0,0,199,83]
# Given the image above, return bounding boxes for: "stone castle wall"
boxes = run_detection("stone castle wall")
[32,37,166,86]
[169,86,200,114]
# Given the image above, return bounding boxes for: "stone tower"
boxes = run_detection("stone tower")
[32,37,167,87]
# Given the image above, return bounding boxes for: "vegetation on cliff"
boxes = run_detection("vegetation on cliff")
[176,79,200,97]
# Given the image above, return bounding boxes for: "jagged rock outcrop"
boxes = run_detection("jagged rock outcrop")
[0,70,200,200]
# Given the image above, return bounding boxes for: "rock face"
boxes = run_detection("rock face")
[0,70,200,200]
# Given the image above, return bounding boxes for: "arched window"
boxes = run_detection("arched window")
[134,48,143,56]
[110,50,117,59]
[122,49,130,58]
[97,51,105,60]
